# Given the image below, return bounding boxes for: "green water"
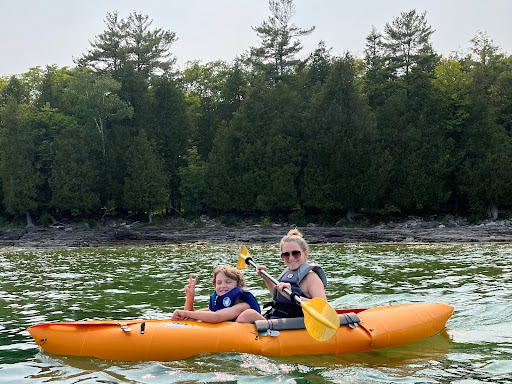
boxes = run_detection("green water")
[0,243,511,383]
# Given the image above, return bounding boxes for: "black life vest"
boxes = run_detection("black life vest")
[265,262,327,319]
[209,287,261,313]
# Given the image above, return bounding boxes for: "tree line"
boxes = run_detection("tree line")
[1,0,511,227]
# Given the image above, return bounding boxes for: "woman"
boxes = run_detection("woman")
[172,265,260,323]
[236,229,327,323]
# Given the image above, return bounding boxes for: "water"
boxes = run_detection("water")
[0,243,511,383]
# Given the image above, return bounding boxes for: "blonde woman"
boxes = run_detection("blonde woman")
[236,229,327,323]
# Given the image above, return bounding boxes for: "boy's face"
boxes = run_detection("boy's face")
[214,272,238,296]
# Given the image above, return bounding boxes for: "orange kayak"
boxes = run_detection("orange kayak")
[27,302,453,361]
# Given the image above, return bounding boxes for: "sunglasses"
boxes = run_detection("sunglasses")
[281,250,302,259]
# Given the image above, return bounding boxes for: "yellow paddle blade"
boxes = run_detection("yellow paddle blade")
[237,245,250,269]
[302,297,340,342]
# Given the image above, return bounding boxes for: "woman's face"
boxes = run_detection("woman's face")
[214,272,238,296]
[280,241,307,270]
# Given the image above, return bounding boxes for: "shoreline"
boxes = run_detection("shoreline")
[1,219,512,250]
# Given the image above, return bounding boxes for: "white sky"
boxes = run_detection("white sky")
[1,0,511,77]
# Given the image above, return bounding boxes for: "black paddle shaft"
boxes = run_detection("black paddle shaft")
[244,257,300,304]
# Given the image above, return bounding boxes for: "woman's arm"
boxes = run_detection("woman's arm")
[300,272,327,300]
[256,265,276,295]
[275,272,327,302]
[172,302,251,323]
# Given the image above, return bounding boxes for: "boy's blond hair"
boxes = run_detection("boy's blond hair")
[212,265,245,288]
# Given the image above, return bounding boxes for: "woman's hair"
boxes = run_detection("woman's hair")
[280,228,309,253]
[212,265,245,288]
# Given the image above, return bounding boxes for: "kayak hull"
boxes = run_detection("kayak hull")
[27,303,454,361]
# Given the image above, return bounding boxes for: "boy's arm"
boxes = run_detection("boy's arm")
[172,302,250,323]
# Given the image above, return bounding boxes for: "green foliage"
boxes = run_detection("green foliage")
[178,147,207,216]
[302,55,390,211]
[49,125,100,213]
[288,209,306,226]
[40,213,53,227]
[150,74,190,205]
[76,11,177,78]
[122,130,169,221]
[373,205,402,216]
[0,6,511,226]
[0,101,41,216]
[249,0,314,82]
[88,219,98,229]
[64,69,133,156]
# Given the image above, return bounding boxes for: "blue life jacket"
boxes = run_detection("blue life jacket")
[265,262,327,319]
[209,287,261,313]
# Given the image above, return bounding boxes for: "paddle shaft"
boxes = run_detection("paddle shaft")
[244,257,301,305]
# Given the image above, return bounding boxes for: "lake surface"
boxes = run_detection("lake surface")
[0,243,511,383]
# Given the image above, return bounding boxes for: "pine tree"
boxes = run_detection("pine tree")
[249,0,314,83]
[75,11,127,74]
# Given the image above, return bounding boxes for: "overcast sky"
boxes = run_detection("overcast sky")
[1,0,511,77]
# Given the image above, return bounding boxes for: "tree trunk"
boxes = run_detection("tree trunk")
[486,204,498,220]
[26,211,35,228]
[148,210,153,224]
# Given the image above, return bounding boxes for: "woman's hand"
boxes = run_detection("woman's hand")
[256,265,267,276]
[184,275,198,299]
[276,282,292,296]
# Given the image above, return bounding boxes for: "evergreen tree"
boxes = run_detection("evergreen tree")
[75,11,127,74]
[302,55,390,213]
[365,10,451,212]
[249,0,314,83]
[123,130,169,223]
[77,11,177,80]
[49,125,100,214]
[36,65,73,112]
[206,80,305,212]
[363,27,389,106]
[0,101,40,225]
[150,74,190,209]
[125,12,177,77]
[457,33,512,218]
[303,41,333,92]
[382,9,434,77]
[432,58,471,210]
[30,103,77,208]
[178,147,207,215]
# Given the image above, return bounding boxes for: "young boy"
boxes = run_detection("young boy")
[171,265,260,323]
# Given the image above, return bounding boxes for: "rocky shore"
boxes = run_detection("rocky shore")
[1,216,512,250]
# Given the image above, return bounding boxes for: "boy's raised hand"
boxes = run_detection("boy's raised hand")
[185,274,199,299]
